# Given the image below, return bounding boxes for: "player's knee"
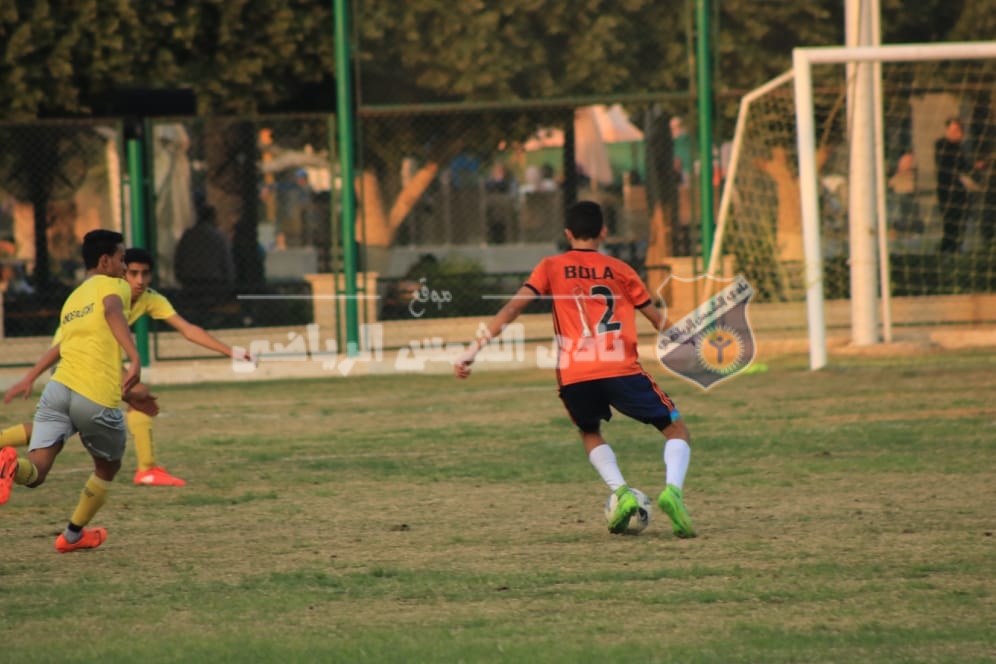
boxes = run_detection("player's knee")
[26,467,48,488]
[94,458,122,482]
[660,418,691,443]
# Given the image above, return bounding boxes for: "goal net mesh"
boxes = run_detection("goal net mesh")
[717,58,996,305]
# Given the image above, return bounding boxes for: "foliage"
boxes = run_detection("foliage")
[1,1,991,122]
[359,1,677,102]
[0,0,140,120]
[128,0,334,115]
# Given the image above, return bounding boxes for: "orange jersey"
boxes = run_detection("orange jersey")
[525,249,653,386]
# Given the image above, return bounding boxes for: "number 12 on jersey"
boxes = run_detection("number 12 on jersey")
[572,285,622,338]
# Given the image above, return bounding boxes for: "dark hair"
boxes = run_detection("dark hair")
[565,201,603,240]
[945,116,963,129]
[196,202,217,226]
[124,247,155,268]
[82,230,124,269]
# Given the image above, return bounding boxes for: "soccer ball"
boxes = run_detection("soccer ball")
[604,488,653,534]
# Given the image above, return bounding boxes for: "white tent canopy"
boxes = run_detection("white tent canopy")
[522,104,643,186]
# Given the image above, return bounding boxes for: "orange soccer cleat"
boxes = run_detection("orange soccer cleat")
[133,466,187,487]
[0,446,18,505]
[55,527,108,553]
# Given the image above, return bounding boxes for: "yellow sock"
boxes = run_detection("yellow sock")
[14,458,38,486]
[127,410,156,471]
[0,424,29,447]
[69,474,112,528]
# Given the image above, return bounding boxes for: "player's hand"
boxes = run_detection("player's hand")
[232,347,259,368]
[453,346,478,379]
[3,377,35,403]
[124,385,160,417]
[121,364,141,397]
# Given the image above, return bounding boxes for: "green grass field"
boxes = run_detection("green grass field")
[1,351,994,663]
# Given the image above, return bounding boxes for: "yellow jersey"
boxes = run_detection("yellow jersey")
[129,288,177,324]
[54,287,176,343]
[52,275,133,407]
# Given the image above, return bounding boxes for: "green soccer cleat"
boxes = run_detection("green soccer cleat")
[658,484,697,538]
[607,485,639,534]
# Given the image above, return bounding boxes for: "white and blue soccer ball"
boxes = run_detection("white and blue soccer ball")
[604,488,653,534]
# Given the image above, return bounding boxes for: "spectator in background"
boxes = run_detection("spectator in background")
[539,163,559,191]
[485,162,517,244]
[277,168,314,248]
[46,200,82,284]
[522,165,542,193]
[174,201,235,301]
[670,116,693,185]
[935,117,982,253]
[1,261,34,295]
[645,109,681,258]
[521,164,560,195]
[975,106,996,247]
[485,162,517,194]
[669,116,694,256]
[888,152,922,233]
[448,153,482,189]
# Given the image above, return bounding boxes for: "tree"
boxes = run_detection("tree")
[1,0,991,273]
[0,0,141,296]
[354,1,679,256]
[0,0,140,120]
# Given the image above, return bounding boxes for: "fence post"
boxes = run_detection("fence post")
[333,0,360,354]
[126,121,150,367]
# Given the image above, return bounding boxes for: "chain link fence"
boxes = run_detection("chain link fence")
[1,97,702,365]
[0,119,123,342]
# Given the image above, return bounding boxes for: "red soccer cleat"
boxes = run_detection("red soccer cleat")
[0,446,18,505]
[55,527,108,553]
[133,466,186,487]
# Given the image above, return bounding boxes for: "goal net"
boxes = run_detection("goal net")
[712,43,996,365]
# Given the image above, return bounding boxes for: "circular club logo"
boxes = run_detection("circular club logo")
[696,326,745,375]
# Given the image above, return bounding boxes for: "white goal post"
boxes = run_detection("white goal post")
[794,42,996,369]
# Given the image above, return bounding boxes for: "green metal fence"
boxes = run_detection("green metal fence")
[0,96,703,365]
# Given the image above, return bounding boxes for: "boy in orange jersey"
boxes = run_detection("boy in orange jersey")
[454,201,696,537]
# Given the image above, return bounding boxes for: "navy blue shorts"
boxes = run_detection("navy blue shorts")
[558,372,679,433]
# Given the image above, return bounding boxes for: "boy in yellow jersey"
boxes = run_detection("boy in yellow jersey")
[119,247,253,485]
[1,248,253,486]
[0,230,140,552]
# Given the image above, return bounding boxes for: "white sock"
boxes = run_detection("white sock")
[588,444,626,491]
[663,439,690,490]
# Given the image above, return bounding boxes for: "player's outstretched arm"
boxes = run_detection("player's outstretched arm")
[454,286,536,379]
[2,344,62,403]
[637,301,666,331]
[165,314,254,363]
